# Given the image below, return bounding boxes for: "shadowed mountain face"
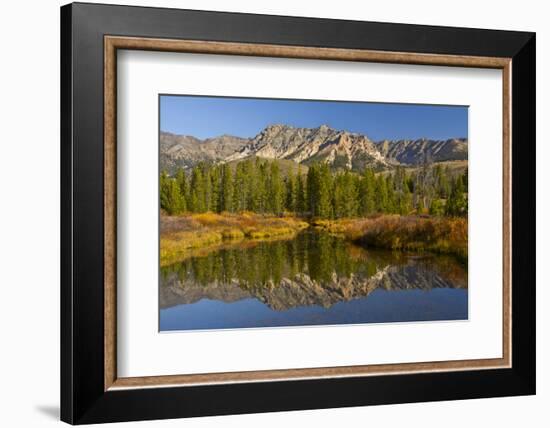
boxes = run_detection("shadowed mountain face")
[160,124,467,174]
[376,138,468,165]
[160,231,467,312]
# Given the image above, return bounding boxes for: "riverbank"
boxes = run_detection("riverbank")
[312,215,468,264]
[161,212,467,266]
[160,212,309,266]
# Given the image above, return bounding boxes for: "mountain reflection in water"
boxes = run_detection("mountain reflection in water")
[160,230,467,331]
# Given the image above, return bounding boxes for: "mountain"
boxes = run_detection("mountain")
[225,124,389,171]
[376,138,468,165]
[160,132,248,172]
[160,124,467,173]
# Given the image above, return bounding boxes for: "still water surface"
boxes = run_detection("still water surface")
[160,230,467,331]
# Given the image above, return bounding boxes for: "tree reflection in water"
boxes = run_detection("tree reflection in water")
[160,231,467,312]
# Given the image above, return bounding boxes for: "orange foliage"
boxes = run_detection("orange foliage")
[348,215,468,262]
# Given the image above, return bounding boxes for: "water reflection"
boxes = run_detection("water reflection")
[160,231,467,330]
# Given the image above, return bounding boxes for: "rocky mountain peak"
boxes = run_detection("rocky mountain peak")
[261,123,289,134]
[160,124,468,174]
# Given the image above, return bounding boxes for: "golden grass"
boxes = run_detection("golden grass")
[247,227,295,239]
[160,212,309,266]
[160,212,467,266]
[313,215,468,263]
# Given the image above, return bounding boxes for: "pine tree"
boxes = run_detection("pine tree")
[296,166,307,215]
[220,163,234,212]
[315,163,333,219]
[392,168,412,215]
[399,174,413,215]
[446,175,467,217]
[333,173,344,218]
[321,163,334,218]
[255,158,268,213]
[306,163,332,218]
[306,164,318,216]
[160,171,170,212]
[164,157,468,220]
[409,154,436,212]
[175,168,188,212]
[160,171,184,215]
[343,171,359,217]
[386,174,397,213]
[209,165,221,213]
[429,198,445,216]
[203,164,213,212]
[374,175,389,213]
[333,171,358,218]
[268,161,284,215]
[285,166,297,213]
[437,165,451,198]
[359,168,376,215]
[168,180,184,215]
[190,166,206,212]
[233,162,247,212]
[243,159,256,211]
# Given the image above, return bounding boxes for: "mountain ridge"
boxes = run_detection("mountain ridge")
[160,124,467,174]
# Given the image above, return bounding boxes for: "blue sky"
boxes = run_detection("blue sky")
[160,95,468,141]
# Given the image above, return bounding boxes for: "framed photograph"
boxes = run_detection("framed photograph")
[61,2,536,424]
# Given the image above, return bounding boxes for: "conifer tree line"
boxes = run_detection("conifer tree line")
[160,158,468,218]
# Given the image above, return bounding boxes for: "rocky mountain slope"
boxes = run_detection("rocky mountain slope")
[376,137,468,165]
[160,124,467,173]
[160,132,248,172]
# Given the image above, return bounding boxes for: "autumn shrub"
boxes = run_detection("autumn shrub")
[350,215,467,263]
[221,228,245,240]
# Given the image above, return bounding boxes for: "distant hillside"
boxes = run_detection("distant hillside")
[160,133,248,173]
[160,124,467,174]
[376,138,468,165]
